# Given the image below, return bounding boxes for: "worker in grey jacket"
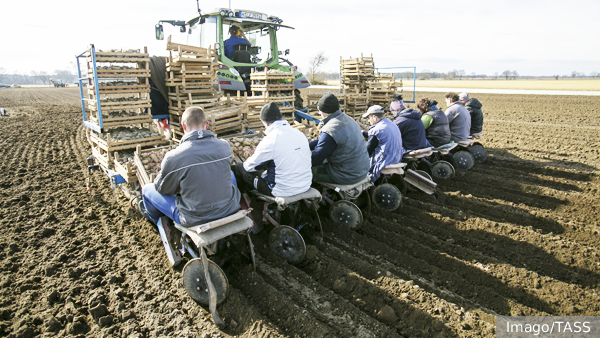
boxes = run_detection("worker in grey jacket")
[142,106,241,228]
[443,92,471,142]
[310,93,370,184]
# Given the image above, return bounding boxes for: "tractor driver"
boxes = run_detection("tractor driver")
[232,102,313,197]
[141,107,241,260]
[361,105,403,183]
[310,93,370,184]
[224,25,251,59]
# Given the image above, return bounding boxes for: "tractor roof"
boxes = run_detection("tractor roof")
[199,9,295,31]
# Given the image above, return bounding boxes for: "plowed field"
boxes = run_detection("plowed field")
[1,87,599,337]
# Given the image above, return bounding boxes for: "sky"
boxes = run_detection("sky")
[1,0,599,77]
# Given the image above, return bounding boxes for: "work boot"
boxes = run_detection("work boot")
[138,199,153,224]
[159,216,182,267]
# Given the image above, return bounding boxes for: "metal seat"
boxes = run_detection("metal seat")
[434,142,458,155]
[315,176,373,200]
[403,147,434,160]
[381,162,407,176]
[254,187,322,210]
[457,139,475,147]
[470,133,484,139]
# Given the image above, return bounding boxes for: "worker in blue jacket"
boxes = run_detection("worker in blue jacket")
[361,105,403,182]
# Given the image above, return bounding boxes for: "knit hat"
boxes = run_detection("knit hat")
[317,93,340,114]
[362,105,384,118]
[391,93,403,102]
[459,92,469,100]
[260,102,282,122]
[390,100,406,112]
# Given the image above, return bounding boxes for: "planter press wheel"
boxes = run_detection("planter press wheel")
[269,225,306,265]
[182,258,229,306]
[441,154,458,169]
[371,183,402,211]
[414,169,433,182]
[329,200,363,230]
[470,144,487,163]
[453,150,475,170]
[431,160,456,180]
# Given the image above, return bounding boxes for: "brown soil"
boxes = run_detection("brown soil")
[1,87,599,337]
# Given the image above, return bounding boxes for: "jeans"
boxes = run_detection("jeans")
[142,171,237,224]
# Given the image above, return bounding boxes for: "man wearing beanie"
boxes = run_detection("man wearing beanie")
[310,93,370,184]
[232,102,312,197]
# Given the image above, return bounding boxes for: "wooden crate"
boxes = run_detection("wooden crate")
[133,144,176,186]
[89,128,167,153]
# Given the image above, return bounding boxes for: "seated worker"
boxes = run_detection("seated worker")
[391,101,429,152]
[390,93,406,112]
[444,92,471,142]
[459,92,484,135]
[361,105,403,182]
[141,106,241,229]
[233,103,312,197]
[417,98,452,148]
[310,93,370,184]
[224,25,251,59]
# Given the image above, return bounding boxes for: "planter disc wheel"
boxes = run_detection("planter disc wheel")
[470,144,487,163]
[431,160,456,180]
[329,200,363,230]
[453,150,475,170]
[371,183,402,211]
[182,258,229,306]
[269,225,306,265]
[441,154,459,169]
[414,169,433,182]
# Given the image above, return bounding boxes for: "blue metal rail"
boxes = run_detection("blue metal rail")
[76,44,104,133]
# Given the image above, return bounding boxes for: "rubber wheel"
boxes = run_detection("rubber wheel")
[431,160,455,179]
[182,258,229,306]
[453,150,475,170]
[371,183,402,211]
[329,200,363,230]
[470,144,487,163]
[268,225,306,265]
[441,154,458,169]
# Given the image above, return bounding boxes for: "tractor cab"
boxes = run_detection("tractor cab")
[156,8,310,93]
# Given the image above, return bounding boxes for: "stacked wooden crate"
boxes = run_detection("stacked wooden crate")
[367,73,403,108]
[340,54,376,93]
[243,69,295,131]
[342,88,369,119]
[164,40,244,139]
[84,47,168,175]
[85,48,152,131]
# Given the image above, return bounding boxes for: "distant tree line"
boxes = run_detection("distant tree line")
[0,64,78,85]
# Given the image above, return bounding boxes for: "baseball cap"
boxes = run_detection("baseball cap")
[459,92,469,100]
[362,105,384,118]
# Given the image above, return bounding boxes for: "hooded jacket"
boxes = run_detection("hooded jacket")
[393,108,429,151]
[465,98,484,134]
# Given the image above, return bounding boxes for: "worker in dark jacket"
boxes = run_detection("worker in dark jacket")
[310,93,370,184]
[459,92,484,135]
[392,105,429,151]
[143,106,240,226]
[417,98,452,148]
[361,105,403,182]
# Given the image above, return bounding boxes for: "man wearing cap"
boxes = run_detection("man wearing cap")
[224,25,251,59]
[310,93,370,184]
[459,92,484,135]
[391,101,429,152]
[232,102,312,197]
[362,105,403,182]
[443,92,471,142]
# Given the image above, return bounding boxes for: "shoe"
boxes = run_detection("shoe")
[138,199,153,223]
[159,216,182,267]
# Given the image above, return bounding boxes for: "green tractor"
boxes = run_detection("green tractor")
[155,6,310,106]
